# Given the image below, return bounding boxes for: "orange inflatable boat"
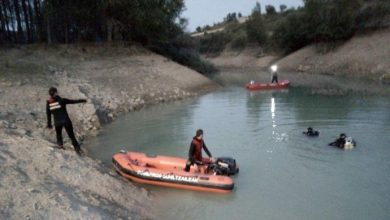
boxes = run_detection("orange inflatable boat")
[246,80,290,90]
[112,151,237,193]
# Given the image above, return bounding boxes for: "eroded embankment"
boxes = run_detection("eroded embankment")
[277,29,390,83]
[0,44,219,219]
[205,29,390,95]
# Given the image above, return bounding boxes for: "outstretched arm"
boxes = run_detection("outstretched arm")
[63,98,87,105]
[46,101,52,128]
[203,142,212,157]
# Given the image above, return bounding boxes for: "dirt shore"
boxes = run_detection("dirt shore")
[0,44,219,219]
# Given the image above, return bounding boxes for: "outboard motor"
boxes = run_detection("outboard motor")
[208,157,239,176]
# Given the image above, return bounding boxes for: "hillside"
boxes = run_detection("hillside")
[0,44,219,219]
[277,29,390,82]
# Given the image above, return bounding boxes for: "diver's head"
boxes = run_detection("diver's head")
[308,127,313,132]
[340,133,347,138]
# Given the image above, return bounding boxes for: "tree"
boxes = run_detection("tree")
[253,1,261,14]
[304,0,361,42]
[238,12,242,18]
[196,26,202,32]
[246,4,267,46]
[27,0,35,41]
[0,2,5,43]
[0,0,186,45]
[44,0,52,44]
[33,0,44,41]
[6,0,17,42]
[21,0,32,43]
[265,5,276,15]
[274,11,309,53]
[280,4,287,13]
[13,0,24,42]
[225,12,237,22]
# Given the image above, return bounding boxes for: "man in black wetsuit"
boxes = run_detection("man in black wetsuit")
[184,129,214,172]
[46,87,87,155]
[329,133,347,148]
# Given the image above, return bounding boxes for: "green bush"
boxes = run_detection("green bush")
[230,31,248,50]
[355,1,390,30]
[274,0,364,53]
[198,32,231,54]
[151,36,218,75]
[246,11,267,46]
[274,11,309,53]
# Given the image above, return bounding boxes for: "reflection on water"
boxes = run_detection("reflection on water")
[87,87,390,220]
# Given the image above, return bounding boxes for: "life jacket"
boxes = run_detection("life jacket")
[47,96,69,125]
[48,97,62,112]
[192,138,204,161]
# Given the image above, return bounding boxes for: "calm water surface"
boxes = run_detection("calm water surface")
[87,86,390,220]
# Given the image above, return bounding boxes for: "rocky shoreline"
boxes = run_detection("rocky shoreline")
[0,45,219,219]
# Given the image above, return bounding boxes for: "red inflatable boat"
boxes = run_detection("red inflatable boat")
[112,151,237,193]
[246,80,290,90]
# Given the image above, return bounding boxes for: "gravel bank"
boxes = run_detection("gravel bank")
[0,44,219,219]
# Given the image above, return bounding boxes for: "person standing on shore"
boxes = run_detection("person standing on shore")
[46,87,87,155]
[184,129,214,172]
[271,65,278,84]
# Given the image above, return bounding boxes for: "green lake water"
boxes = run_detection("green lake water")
[87,85,390,220]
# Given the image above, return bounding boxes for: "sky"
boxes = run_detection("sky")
[182,0,303,32]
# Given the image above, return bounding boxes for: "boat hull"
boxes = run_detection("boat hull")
[246,80,290,90]
[113,152,234,193]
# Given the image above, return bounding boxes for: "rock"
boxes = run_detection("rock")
[297,65,311,72]
[48,65,56,73]
[0,120,9,128]
[9,123,17,129]
[3,82,13,87]
[380,73,390,85]
[28,188,41,193]
[16,129,27,135]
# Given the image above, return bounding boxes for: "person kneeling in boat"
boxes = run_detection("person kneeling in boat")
[184,129,215,172]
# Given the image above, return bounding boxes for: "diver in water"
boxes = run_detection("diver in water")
[184,129,214,172]
[329,133,347,148]
[329,133,356,149]
[46,87,87,155]
[303,127,319,137]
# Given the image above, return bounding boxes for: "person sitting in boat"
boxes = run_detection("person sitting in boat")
[184,129,214,172]
[303,127,319,137]
[329,133,356,149]
[250,80,255,85]
[271,65,278,84]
